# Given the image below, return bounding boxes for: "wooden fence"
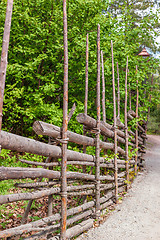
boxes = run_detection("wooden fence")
[0,1,147,239]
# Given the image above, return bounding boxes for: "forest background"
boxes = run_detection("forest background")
[0,0,160,138]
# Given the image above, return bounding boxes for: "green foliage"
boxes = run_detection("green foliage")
[0,150,46,194]
[0,0,159,137]
[147,105,160,134]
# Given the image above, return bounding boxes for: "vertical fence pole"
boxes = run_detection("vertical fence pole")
[84,33,89,116]
[147,74,153,124]
[117,62,120,119]
[60,0,68,239]
[125,56,129,191]
[111,40,118,202]
[101,51,106,123]
[95,24,101,218]
[134,65,138,176]
[83,33,89,157]
[0,0,13,134]
[129,83,132,111]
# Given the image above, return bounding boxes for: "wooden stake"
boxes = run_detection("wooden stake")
[60,0,68,239]
[101,51,106,122]
[111,40,118,202]
[117,62,120,119]
[84,33,89,116]
[95,24,101,217]
[129,83,132,111]
[0,0,13,148]
[21,155,52,224]
[125,56,129,191]
[135,65,138,175]
[147,74,153,124]
[83,33,89,175]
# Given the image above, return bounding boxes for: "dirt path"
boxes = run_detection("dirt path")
[78,135,160,240]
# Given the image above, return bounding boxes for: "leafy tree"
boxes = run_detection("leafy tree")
[0,0,159,137]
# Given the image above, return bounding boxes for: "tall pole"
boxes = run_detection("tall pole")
[60,0,68,239]
[95,24,101,217]
[84,33,89,116]
[129,83,132,111]
[147,74,153,124]
[125,56,129,191]
[101,51,106,122]
[83,34,89,160]
[135,65,138,175]
[0,0,14,132]
[111,40,118,202]
[117,62,120,119]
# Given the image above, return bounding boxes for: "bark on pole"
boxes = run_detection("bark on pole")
[101,51,106,122]
[117,62,120,119]
[125,56,129,191]
[95,24,101,217]
[147,74,153,124]
[111,40,118,202]
[60,0,68,239]
[0,0,13,134]
[135,65,139,175]
[83,33,89,174]
[129,83,132,111]
[84,33,89,116]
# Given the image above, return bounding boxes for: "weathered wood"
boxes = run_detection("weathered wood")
[125,56,129,191]
[21,199,33,225]
[77,113,134,147]
[111,40,118,203]
[0,191,114,238]
[0,0,14,131]
[117,62,120,118]
[0,166,115,182]
[19,158,127,169]
[15,181,57,189]
[100,199,113,211]
[118,171,126,178]
[129,83,132,111]
[16,182,114,192]
[65,219,93,239]
[51,219,93,240]
[135,65,138,175]
[0,130,99,162]
[68,190,95,196]
[84,33,89,116]
[0,166,61,181]
[68,103,76,122]
[48,195,53,216]
[21,156,52,225]
[60,0,69,238]
[24,210,93,240]
[147,74,153,124]
[20,158,60,167]
[33,121,126,155]
[83,33,89,174]
[101,50,106,122]
[0,199,95,238]
[95,24,101,217]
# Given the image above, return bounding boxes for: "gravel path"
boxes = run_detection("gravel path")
[78,135,160,240]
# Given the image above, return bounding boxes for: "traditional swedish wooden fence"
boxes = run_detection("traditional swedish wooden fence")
[0,101,146,240]
[0,1,147,239]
